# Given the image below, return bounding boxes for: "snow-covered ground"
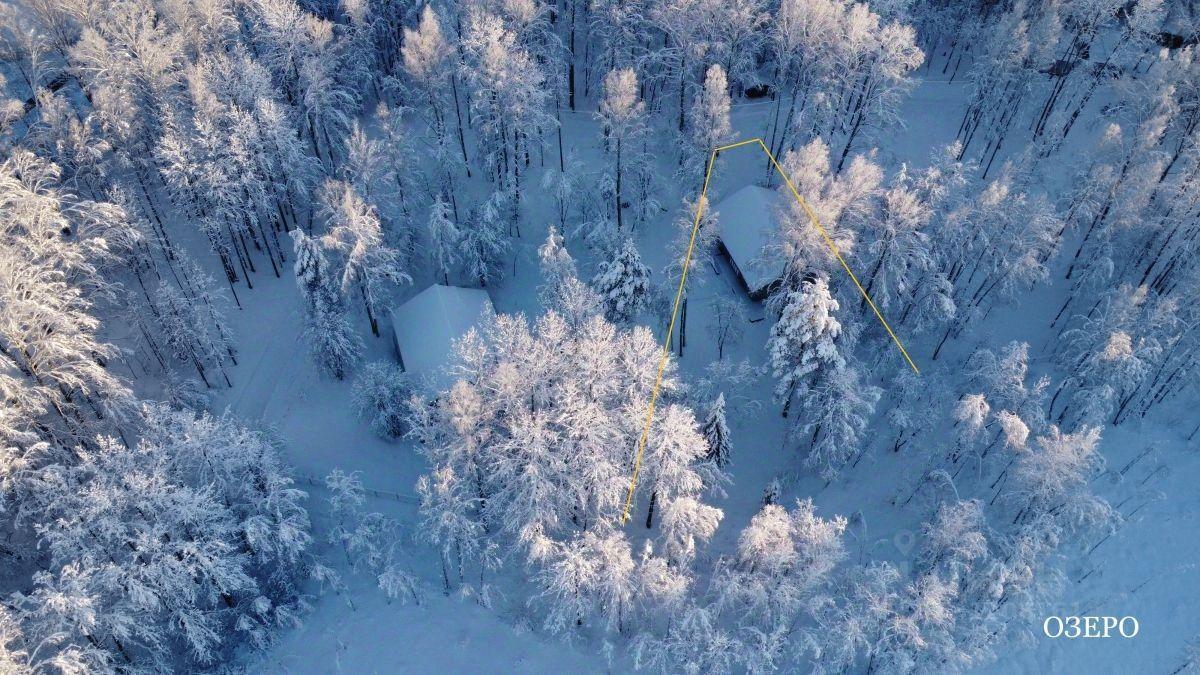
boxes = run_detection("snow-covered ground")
[200,63,1200,673]
[10,4,1196,670]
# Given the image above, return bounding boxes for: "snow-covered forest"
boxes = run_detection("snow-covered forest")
[0,0,1198,671]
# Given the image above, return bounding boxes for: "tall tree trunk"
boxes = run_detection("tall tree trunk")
[615,136,623,231]
[451,76,471,177]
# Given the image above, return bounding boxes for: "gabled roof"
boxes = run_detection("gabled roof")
[714,185,786,295]
[390,284,493,391]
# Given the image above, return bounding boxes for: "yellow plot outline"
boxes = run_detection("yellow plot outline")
[619,137,920,526]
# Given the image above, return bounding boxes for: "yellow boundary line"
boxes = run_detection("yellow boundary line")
[619,137,919,526]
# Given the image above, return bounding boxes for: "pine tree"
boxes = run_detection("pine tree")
[291,229,363,379]
[427,195,460,285]
[538,226,601,328]
[592,237,651,323]
[702,394,732,468]
[767,276,845,415]
[538,225,578,295]
[461,189,513,287]
[352,362,412,440]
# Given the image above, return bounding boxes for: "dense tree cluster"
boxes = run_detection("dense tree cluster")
[411,253,725,634]
[2,0,1195,670]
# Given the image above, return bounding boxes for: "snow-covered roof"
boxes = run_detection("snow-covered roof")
[390,285,493,391]
[715,185,786,295]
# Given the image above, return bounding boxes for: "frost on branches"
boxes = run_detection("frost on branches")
[410,306,725,636]
[292,229,363,379]
[591,236,652,323]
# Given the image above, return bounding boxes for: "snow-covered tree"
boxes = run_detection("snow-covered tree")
[712,498,847,669]
[768,276,845,414]
[413,306,722,622]
[813,560,902,672]
[657,494,723,567]
[352,362,412,440]
[139,404,313,592]
[1172,635,1200,675]
[1008,425,1113,537]
[427,195,460,285]
[701,394,732,468]
[770,139,879,295]
[934,170,1061,359]
[539,225,577,296]
[965,341,1049,432]
[342,121,403,238]
[25,406,312,670]
[706,296,746,361]
[954,394,990,446]
[874,571,961,673]
[319,179,411,336]
[461,189,513,287]
[416,465,485,592]
[597,68,646,230]
[538,226,601,328]
[638,402,719,530]
[829,5,923,168]
[632,602,737,674]
[542,153,584,231]
[663,192,721,357]
[861,167,935,313]
[0,607,28,673]
[683,64,734,185]
[532,525,638,635]
[324,469,419,603]
[1056,284,1173,425]
[0,151,132,442]
[152,275,236,388]
[298,23,357,164]
[460,9,554,195]
[591,237,651,323]
[801,363,882,481]
[403,4,470,171]
[917,499,988,579]
[292,229,363,379]
[532,530,600,634]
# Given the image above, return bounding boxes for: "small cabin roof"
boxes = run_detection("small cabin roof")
[390,285,493,391]
[714,185,786,295]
